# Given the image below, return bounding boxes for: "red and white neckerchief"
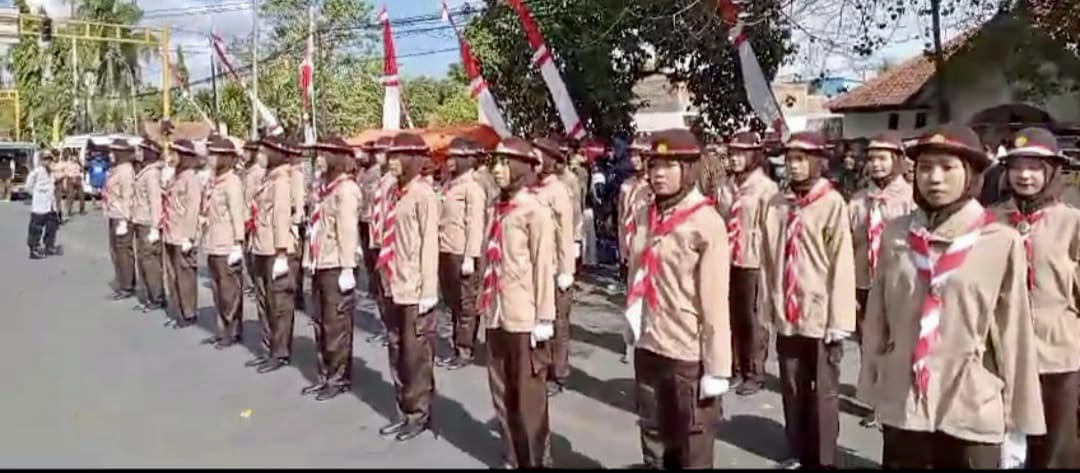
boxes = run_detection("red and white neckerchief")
[624,197,715,340]
[376,185,404,278]
[908,208,995,398]
[866,192,888,279]
[480,200,517,314]
[370,174,394,246]
[305,175,347,270]
[621,178,648,256]
[1008,208,1046,290]
[782,180,833,324]
[726,181,746,265]
[199,174,228,235]
[160,178,175,235]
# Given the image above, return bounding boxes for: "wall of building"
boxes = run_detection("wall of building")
[841,110,938,139]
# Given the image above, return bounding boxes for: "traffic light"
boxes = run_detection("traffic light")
[41,17,53,42]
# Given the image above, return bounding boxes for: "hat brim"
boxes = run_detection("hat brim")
[728,143,763,151]
[170,144,199,156]
[908,142,994,172]
[385,145,430,156]
[492,147,540,165]
[310,143,355,155]
[866,141,904,153]
[783,139,827,154]
[207,146,240,155]
[1004,145,1068,163]
[260,141,303,156]
[534,143,568,162]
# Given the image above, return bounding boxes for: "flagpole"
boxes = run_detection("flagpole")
[308,4,318,142]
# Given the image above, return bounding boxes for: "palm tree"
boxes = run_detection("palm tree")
[72,0,150,132]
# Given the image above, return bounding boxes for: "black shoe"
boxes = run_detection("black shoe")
[446,356,473,371]
[214,338,239,350]
[201,336,220,346]
[546,381,565,397]
[301,383,327,396]
[859,415,879,429]
[378,419,409,436]
[256,358,288,373]
[244,356,270,368]
[29,247,44,259]
[163,319,179,328]
[315,385,348,401]
[435,355,455,368]
[173,318,196,329]
[736,381,763,397]
[381,337,390,347]
[109,291,135,301]
[395,421,430,442]
[45,246,63,256]
[365,332,386,343]
[618,354,629,364]
[141,302,165,313]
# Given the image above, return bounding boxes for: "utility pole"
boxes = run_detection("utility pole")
[250,0,259,140]
[70,1,79,134]
[930,0,950,123]
[210,21,220,133]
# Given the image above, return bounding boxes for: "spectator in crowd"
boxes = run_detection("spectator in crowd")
[0,153,13,201]
[25,150,61,259]
[87,148,110,210]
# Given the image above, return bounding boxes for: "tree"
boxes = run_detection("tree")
[465,0,794,139]
[73,0,154,132]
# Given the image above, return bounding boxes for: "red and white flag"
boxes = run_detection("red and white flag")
[505,0,585,140]
[300,5,316,145]
[379,6,402,131]
[442,1,511,138]
[717,0,789,140]
[210,33,284,136]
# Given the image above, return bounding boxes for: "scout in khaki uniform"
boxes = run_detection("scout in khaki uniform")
[436,138,487,370]
[201,137,246,349]
[105,139,137,301]
[617,140,651,274]
[376,133,441,442]
[559,147,585,267]
[483,137,557,468]
[290,151,308,311]
[301,136,362,402]
[247,136,302,374]
[162,140,205,329]
[131,138,167,313]
[760,131,856,469]
[991,127,1078,468]
[242,140,267,297]
[356,141,382,298]
[366,136,398,345]
[623,129,731,469]
[532,137,578,397]
[859,124,1045,469]
[716,131,778,397]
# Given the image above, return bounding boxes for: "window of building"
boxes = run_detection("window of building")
[915,112,928,129]
[887,113,900,130]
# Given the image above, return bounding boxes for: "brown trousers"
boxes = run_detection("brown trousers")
[312,268,355,387]
[730,267,767,383]
[438,252,481,357]
[385,303,436,424]
[251,254,297,360]
[634,348,721,469]
[108,219,136,293]
[208,255,244,341]
[1029,371,1079,468]
[777,335,842,468]
[164,243,199,320]
[133,224,165,304]
[882,426,1000,469]
[0,178,11,200]
[62,178,85,215]
[548,287,574,383]
[855,288,869,343]
[487,328,551,468]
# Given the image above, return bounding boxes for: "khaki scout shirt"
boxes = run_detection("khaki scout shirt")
[243,163,266,209]
[760,178,857,338]
[992,200,1080,374]
[251,166,297,256]
[307,175,361,270]
[532,175,576,279]
[859,200,1045,442]
[131,162,164,228]
[104,162,135,221]
[848,176,915,289]
[618,175,651,261]
[290,163,306,226]
[439,171,486,258]
[357,165,381,224]
[162,169,204,246]
[717,168,779,270]
[558,168,585,243]
[629,189,733,378]
[201,171,245,256]
[483,189,557,333]
[381,177,440,305]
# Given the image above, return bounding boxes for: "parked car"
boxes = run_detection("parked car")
[2,142,41,201]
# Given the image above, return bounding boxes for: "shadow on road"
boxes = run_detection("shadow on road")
[715,414,879,469]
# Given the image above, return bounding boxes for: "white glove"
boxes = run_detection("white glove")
[147,227,160,244]
[418,298,437,314]
[338,269,356,293]
[227,245,243,266]
[699,375,730,399]
[825,329,851,344]
[181,239,194,254]
[461,257,475,276]
[530,321,555,347]
[355,246,365,257]
[290,224,300,240]
[272,256,289,279]
[557,273,574,291]
[115,220,128,236]
[1001,431,1027,469]
[574,242,582,259]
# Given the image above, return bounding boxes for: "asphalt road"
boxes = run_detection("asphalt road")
[0,201,883,468]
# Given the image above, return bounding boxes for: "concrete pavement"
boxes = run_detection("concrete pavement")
[0,202,882,468]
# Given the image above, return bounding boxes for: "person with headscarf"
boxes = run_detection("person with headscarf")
[991,127,1078,468]
[761,130,856,469]
[301,136,362,402]
[366,135,398,346]
[624,129,731,468]
[617,140,652,284]
[104,139,137,300]
[482,137,556,469]
[716,131,779,397]
[161,139,205,329]
[531,136,577,398]
[859,124,1045,469]
[241,140,266,297]
[246,135,302,374]
[200,137,246,350]
[435,137,487,370]
[376,132,440,442]
[131,138,167,313]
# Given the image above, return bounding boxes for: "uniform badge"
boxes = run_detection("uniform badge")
[928,134,947,144]
[1015,135,1028,148]
[656,142,669,155]
[1017,221,1031,234]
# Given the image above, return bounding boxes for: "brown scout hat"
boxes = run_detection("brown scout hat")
[447,137,483,157]
[533,136,569,162]
[866,131,905,154]
[385,133,430,155]
[784,131,829,155]
[110,138,134,152]
[493,137,541,165]
[728,131,764,150]
[907,124,993,172]
[1005,127,1068,163]
[170,139,199,156]
[260,135,303,156]
[139,136,163,155]
[207,137,239,155]
[310,136,354,156]
[242,140,260,152]
[644,129,701,160]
